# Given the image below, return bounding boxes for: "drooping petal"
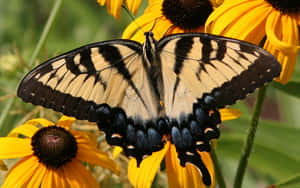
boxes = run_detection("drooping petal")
[126,0,142,15]
[128,141,170,188]
[0,138,33,158]
[63,159,99,188]
[23,164,47,188]
[165,144,215,188]
[264,12,299,84]
[113,146,123,159]
[2,156,40,188]
[220,108,241,121]
[8,123,39,138]
[57,116,76,130]
[106,0,124,19]
[77,142,120,175]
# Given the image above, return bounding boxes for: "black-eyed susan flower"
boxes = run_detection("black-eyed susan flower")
[0,116,120,188]
[205,0,300,84]
[122,0,215,41]
[114,108,241,188]
[97,0,142,19]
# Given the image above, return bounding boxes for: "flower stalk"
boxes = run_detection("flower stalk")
[210,147,227,188]
[0,0,64,132]
[234,86,267,188]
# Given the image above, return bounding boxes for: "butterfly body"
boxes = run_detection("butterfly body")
[18,32,281,185]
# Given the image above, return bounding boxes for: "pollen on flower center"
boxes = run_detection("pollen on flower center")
[266,0,300,13]
[31,126,78,168]
[162,0,213,30]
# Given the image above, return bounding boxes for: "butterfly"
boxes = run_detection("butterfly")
[18,31,281,185]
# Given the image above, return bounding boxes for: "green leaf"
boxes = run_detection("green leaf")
[219,118,300,182]
[271,81,300,99]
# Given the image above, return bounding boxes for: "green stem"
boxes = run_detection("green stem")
[210,147,227,188]
[0,0,64,132]
[233,86,267,188]
[28,0,64,67]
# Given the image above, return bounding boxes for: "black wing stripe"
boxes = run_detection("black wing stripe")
[199,37,212,63]
[174,37,194,74]
[216,39,226,60]
[99,45,149,111]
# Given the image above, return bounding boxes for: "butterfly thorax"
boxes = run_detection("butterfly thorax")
[143,31,165,116]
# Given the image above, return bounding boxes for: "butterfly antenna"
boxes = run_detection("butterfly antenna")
[162,25,175,38]
[121,4,145,33]
[150,18,159,32]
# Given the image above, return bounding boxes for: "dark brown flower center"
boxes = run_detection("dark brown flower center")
[162,0,213,30]
[266,0,300,13]
[31,126,78,168]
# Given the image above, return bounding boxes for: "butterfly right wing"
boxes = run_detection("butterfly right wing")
[17,40,160,121]
[158,33,281,115]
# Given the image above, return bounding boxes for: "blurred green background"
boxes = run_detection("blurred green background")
[1,0,300,187]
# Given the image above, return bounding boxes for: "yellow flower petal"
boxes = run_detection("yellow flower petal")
[2,156,40,188]
[106,0,123,19]
[0,159,7,170]
[23,164,46,188]
[26,118,55,127]
[8,123,39,138]
[77,142,120,175]
[63,159,99,188]
[53,168,68,188]
[206,0,271,44]
[113,146,123,159]
[128,141,170,188]
[126,0,142,15]
[220,108,241,121]
[57,115,76,129]
[265,12,299,55]
[0,138,33,158]
[165,144,215,188]
[97,0,106,6]
[41,169,55,188]
[264,12,299,84]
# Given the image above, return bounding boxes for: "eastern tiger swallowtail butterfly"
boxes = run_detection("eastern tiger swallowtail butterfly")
[17,32,281,185]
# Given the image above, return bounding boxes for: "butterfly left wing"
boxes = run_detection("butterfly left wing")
[158,33,281,117]
[17,40,161,121]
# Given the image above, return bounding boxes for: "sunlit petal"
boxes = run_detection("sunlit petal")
[57,116,76,129]
[8,123,39,138]
[2,156,39,188]
[0,138,33,158]
[63,159,99,188]
[106,0,123,19]
[23,164,46,188]
[126,0,142,15]
[113,146,123,159]
[77,142,120,175]
[26,118,55,127]
[165,144,215,188]
[41,169,55,188]
[220,108,241,121]
[128,141,170,188]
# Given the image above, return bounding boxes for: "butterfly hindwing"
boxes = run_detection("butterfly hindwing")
[158,33,281,114]
[17,40,160,120]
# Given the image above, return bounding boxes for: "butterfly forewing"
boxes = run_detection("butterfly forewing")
[158,33,281,113]
[18,40,160,120]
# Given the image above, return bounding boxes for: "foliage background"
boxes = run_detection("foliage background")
[0,0,300,187]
